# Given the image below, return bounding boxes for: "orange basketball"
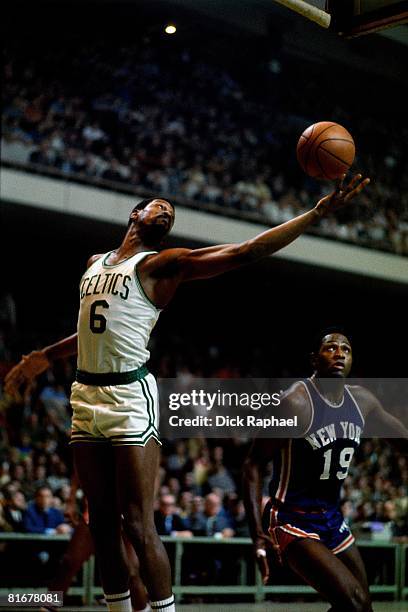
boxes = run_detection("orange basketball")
[296,121,355,180]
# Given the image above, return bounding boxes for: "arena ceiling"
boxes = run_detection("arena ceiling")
[139,0,408,43]
[5,0,408,79]
[142,0,408,82]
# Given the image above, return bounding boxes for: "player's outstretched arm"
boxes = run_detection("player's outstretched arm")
[145,174,369,288]
[4,333,78,399]
[352,386,408,451]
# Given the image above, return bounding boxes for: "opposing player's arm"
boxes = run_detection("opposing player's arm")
[4,334,78,398]
[351,386,408,450]
[86,253,103,268]
[243,436,284,538]
[65,470,81,527]
[243,436,284,584]
[242,384,310,583]
[144,174,369,287]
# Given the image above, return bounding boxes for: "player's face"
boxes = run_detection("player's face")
[134,199,175,245]
[315,333,352,378]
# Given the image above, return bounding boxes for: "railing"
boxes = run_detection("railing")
[0,533,405,604]
[402,543,408,601]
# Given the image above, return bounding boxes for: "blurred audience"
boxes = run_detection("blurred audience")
[2,38,408,255]
[154,494,192,537]
[23,486,71,535]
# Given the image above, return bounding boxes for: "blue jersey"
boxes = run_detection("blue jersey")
[268,378,365,510]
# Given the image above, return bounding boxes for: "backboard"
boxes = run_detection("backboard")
[327,0,408,36]
[273,1,408,36]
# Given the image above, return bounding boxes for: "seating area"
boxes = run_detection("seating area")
[2,36,408,254]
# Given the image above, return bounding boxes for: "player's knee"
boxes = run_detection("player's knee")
[123,515,157,548]
[340,585,371,612]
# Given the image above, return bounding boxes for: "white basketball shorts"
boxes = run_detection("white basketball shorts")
[69,373,161,446]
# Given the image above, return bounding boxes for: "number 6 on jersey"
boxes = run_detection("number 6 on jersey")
[90,300,109,334]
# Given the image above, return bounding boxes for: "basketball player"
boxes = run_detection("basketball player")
[5,173,369,612]
[243,330,408,612]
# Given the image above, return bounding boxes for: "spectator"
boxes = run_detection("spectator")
[383,500,407,537]
[225,495,249,537]
[154,494,192,537]
[191,493,234,538]
[206,446,236,495]
[3,490,26,532]
[0,503,13,532]
[23,486,71,535]
[31,465,48,493]
[0,462,11,488]
[167,441,189,475]
[178,491,193,524]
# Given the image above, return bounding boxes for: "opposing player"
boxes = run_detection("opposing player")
[5,174,369,612]
[243,330,408,612]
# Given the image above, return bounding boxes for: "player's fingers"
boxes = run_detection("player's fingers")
[345,177,370,202]
[257,556,269,584]
[4,383,16,397]
[262,557,269,584]
[4,365,19,380]
[4,380,22,399]
[4,378,13,393]
[335,173,346,192]
[346,173,362,191]
[4,373,14,389]
[4,368,23,390]
[358,177,370,190]
[13,369,26,385]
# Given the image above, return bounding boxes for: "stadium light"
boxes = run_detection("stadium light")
[164,24,177,35]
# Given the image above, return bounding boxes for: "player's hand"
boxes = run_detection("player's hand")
[315,173,370,216]
[254,534,279,585]
[4,350,50,399]
[56,523,72,534]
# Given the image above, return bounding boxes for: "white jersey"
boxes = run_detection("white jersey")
[76,250,160,373]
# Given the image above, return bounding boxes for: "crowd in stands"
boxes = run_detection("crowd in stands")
[2,37,408,255]
[0,294,407,588]
[1,350,407,546]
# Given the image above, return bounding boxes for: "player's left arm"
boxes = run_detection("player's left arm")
[167,174,369,281]
[351,386,408,450]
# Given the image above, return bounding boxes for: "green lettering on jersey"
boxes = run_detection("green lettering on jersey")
[120,275,132,300]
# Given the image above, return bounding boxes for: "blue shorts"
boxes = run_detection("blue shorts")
[263,500,354,557]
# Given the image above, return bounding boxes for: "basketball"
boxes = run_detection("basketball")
[296,121,355,180]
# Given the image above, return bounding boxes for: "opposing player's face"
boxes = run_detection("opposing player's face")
[315,333,352,378]
[133,199,175,245]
